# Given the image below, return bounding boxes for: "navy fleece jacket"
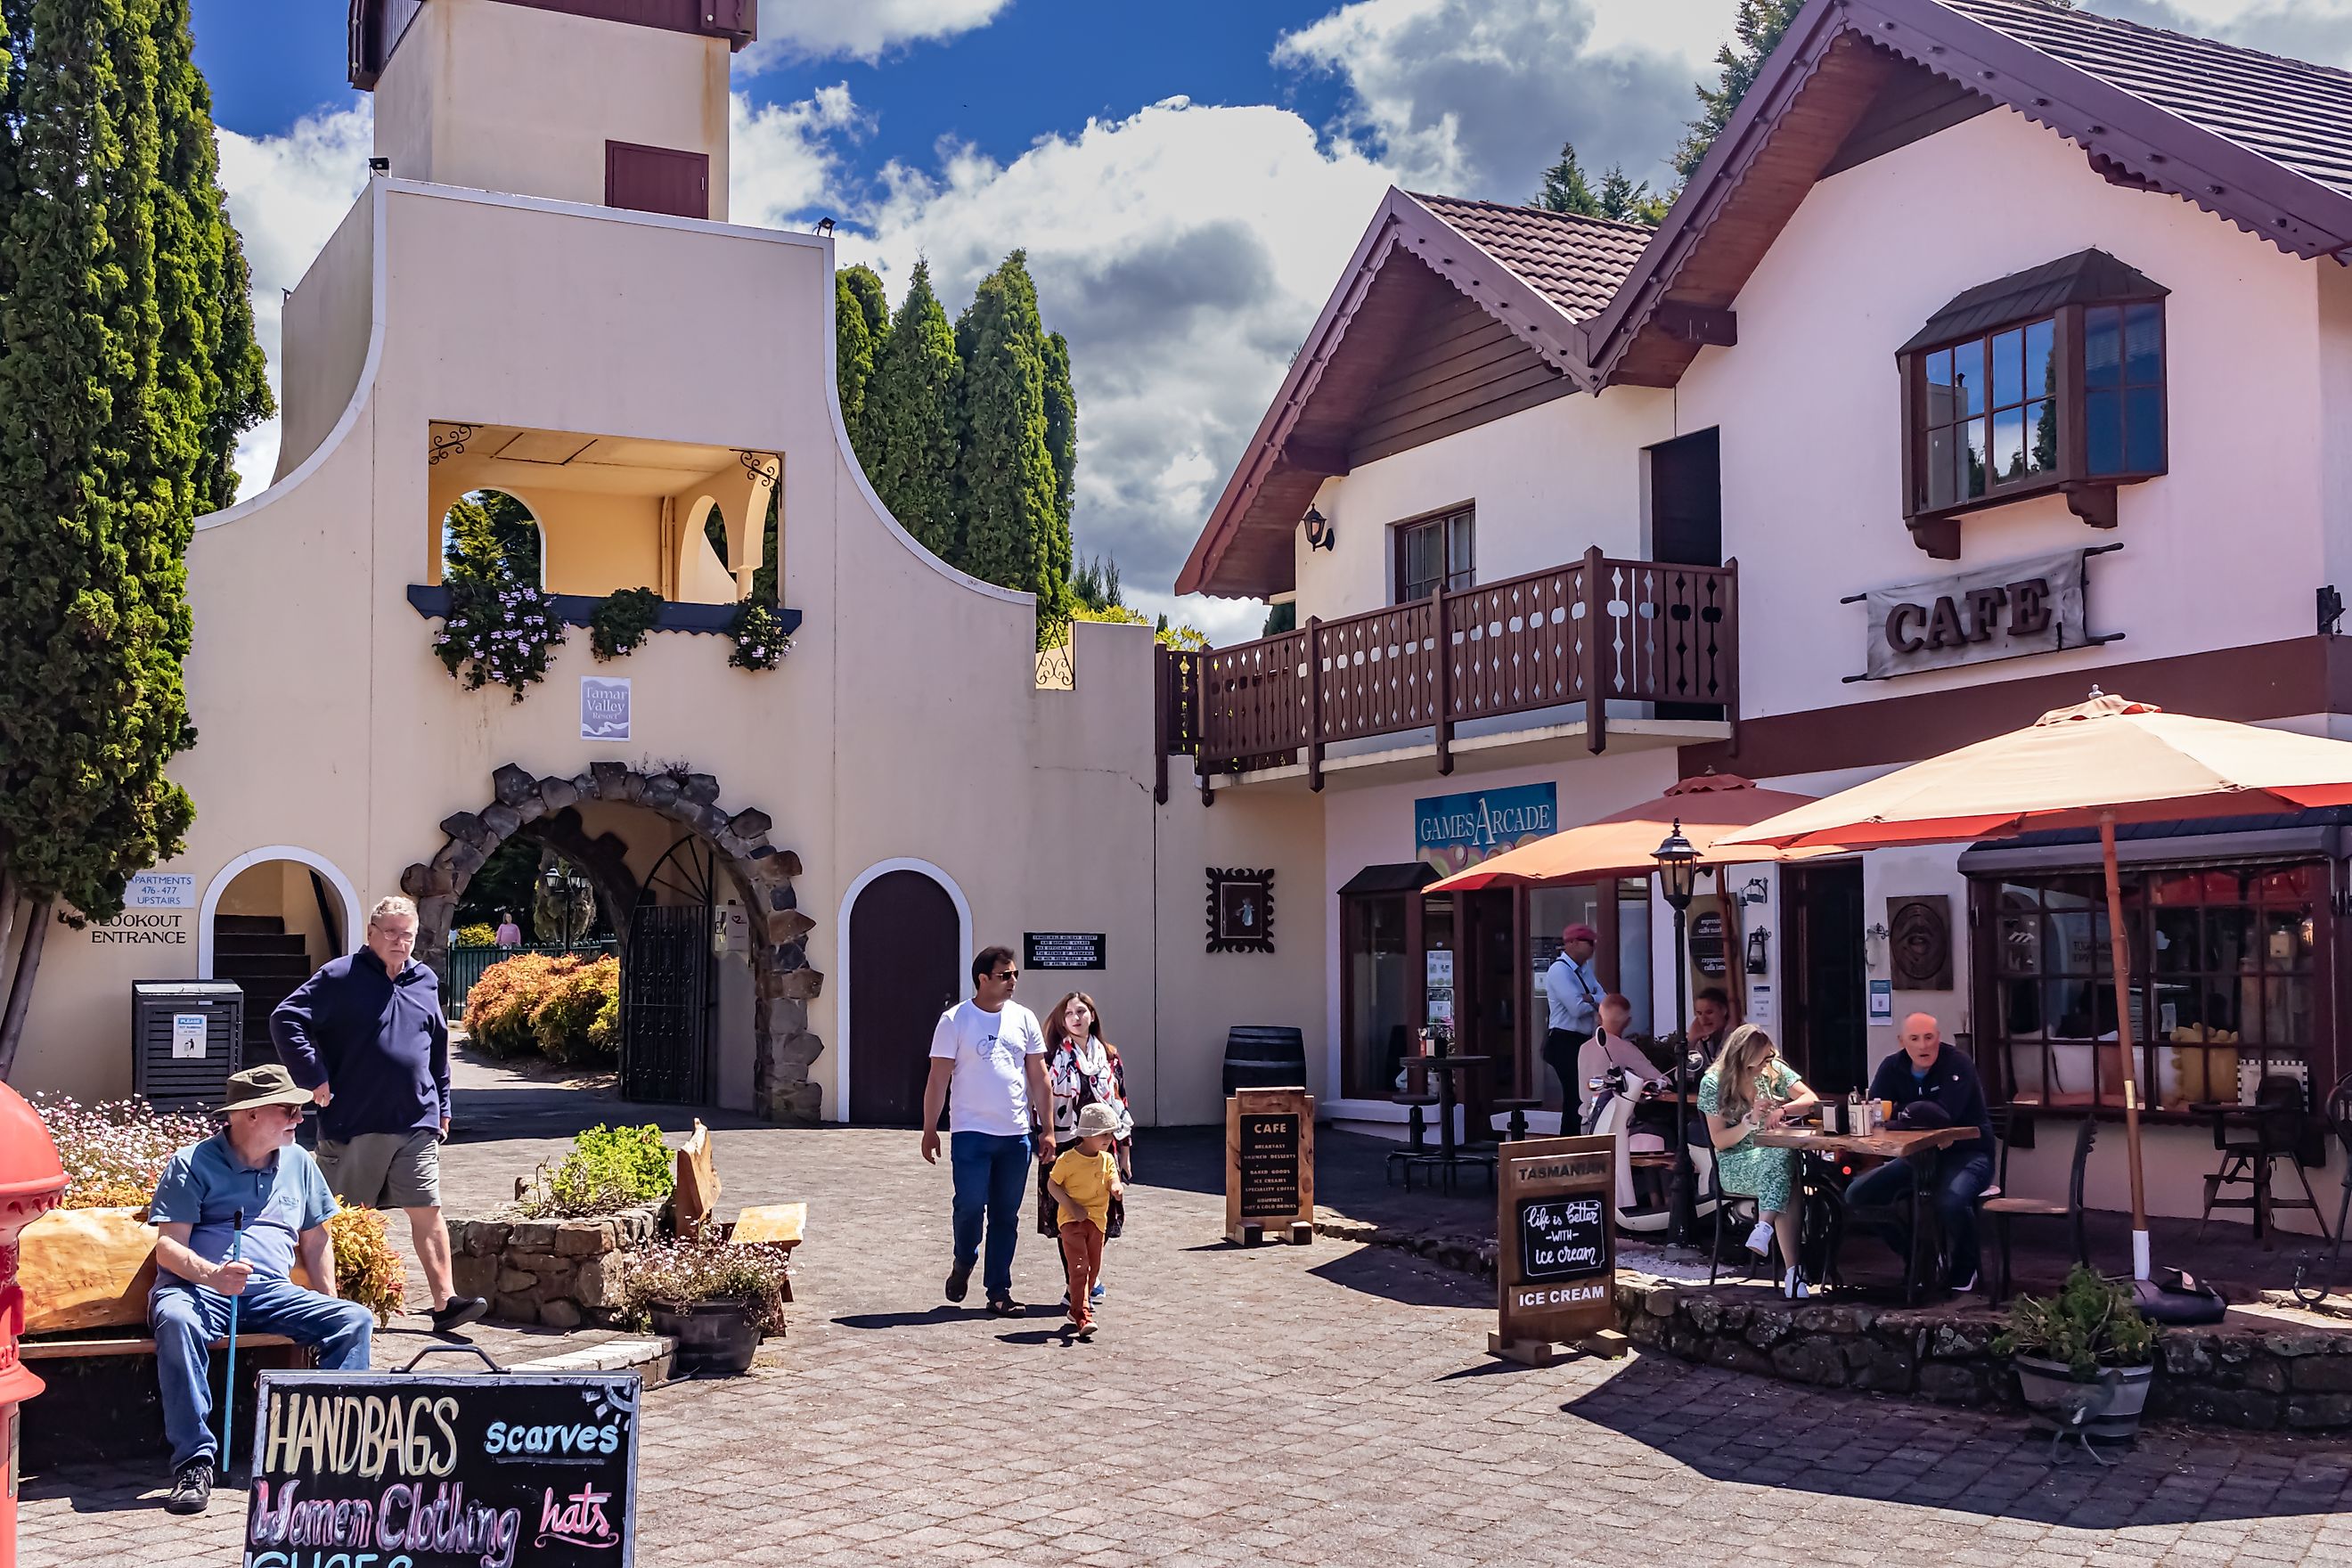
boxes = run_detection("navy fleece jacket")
[1865,1043,1995,1151]
[271,948,450,1141]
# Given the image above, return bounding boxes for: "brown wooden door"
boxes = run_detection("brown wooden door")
[849,870,960,1126]
[605,140,709,219]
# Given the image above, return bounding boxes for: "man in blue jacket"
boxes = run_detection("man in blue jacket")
[273,894,486,1334]
[1844,1012,1998,1292]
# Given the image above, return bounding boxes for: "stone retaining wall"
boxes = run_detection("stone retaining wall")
[447,1207,663,1329]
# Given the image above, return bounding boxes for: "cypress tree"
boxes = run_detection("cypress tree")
[835,265,884,460]
[1041,327,1077,583]
[955,251,1065,629]
[0,0,270,1075]
[864,259,962,560]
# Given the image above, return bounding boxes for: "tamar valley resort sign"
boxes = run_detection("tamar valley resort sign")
[1850,545,2117,682]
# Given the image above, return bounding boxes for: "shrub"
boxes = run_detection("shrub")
[618,1239,791,1335]
[33,1095,213,1209]
[514,1123,674,1218]
[433,574,566,700]
[589,586,663,661]
[329,1206,406,1325]
[1994,1264,2158,1378]
[726,599,791,670]
[454,922,499,948]
[463,951,571,1058]
[534,955,620,1062]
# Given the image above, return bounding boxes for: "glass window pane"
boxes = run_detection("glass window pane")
[2205,906,2255,973]
[2153,909,2198,975]
[2124,303,2161,385]
[2261,907,2313,969]
[1447,513,1474,578]
[1926,425,1957,510]
[2026,317,2057,399]
[1996,894,2041,975]
[1991,328,2024,409]
[2124,387,2162,471]
[2262,977,2309,1047]
[1963,416,1989,499]
[1952,339,1985,416]
[2257,866,2315,902]
[1401,521,1437,599]
[1924,349,1957,426]
[2085,306,2120,389]
[2047,910,2106,974]
[1992,405,2027,482]
[2087,389,2122,475]
[2027,400,2057,473]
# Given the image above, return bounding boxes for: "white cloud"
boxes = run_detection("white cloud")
[729,84,866,229]
[215,101,374,499]
[1273,0,1707,196]
[834,97,1400,627]
[736,0,1013,69]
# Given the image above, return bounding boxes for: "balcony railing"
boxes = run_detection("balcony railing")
[1155,549,1736,796]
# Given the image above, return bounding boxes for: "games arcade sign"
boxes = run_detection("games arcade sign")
[1850,544,2119,682]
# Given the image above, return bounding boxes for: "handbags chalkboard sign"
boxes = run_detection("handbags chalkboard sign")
[1517,1194,1608,1283]
[244,1368,641,1566]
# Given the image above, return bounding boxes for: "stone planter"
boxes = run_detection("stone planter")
[446,1205,663,1329]
[650,1298,761,1376]
[2014,1355,2153,1441]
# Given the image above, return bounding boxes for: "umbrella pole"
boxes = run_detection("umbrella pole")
[2100,813,2152,1281]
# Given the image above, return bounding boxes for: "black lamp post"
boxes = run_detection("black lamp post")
[1653,820,1701,1245]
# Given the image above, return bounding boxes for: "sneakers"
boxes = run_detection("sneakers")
[165,1460,213,1515]
[1744,1218,1776,1257]
[944,1264,972,1303]
[1075,1319,1097,1342]
[430,1294,488,1335]
[1090,1283,1106,1303]
[1950,1270,1980,1294]
[1781,1269,1809,1301]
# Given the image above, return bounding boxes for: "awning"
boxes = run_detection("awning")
[1337,862,1441,896]
[1898,249,2168,354]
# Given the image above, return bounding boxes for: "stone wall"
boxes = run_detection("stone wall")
[448,1207,662,1329]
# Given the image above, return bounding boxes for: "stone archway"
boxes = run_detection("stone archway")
[400,762,825,1121]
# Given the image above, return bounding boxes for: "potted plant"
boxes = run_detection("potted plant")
[619,1239,791,1376]
[1995,1264,2160,1441]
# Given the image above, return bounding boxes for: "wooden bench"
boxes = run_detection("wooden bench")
[20,1331,306,1365]
[20,1331,313,1471]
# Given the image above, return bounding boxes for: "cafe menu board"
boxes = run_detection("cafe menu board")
[1224,1086,1316,1244]
[244,1369,641,1567]
[1495,1134,1617,1353]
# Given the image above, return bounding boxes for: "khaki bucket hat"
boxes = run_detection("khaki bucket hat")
[216,1063,315,1115]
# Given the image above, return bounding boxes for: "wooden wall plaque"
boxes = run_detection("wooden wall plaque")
[1492,1134,1622,1364]
[1225,1087,1315,1245]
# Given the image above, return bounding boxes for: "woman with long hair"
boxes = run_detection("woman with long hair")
[1035,992,1133,1307]
[1696,1024,1819,1299]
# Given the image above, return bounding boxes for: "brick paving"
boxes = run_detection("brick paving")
[21,1114,2352,1567]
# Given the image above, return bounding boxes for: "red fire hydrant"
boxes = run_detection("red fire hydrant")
[0,1083,65,1568]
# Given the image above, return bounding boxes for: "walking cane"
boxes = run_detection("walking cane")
[216,1207,247,1477]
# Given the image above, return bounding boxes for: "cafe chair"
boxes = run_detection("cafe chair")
[1980,1116,2095,1304]
[1705,1165,1776,1289]
[1491,1097,1543,1143]
[2327,1072,2352,1262]
[2199,1074,2330,1247]
[1386,1092,1439,1187]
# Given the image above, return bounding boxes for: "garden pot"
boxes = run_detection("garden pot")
[650,1297,761,1376]
[2013,1355,2153,1441]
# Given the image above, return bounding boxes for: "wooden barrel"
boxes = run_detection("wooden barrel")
[1222,1025,1306,1095]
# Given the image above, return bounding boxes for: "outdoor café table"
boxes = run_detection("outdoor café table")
[2187,1100,2304,1243]
[1401,1053,1497,1194]
[1751,1124,1980,1304]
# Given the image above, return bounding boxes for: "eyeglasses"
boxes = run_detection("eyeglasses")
[988,970,1017,982]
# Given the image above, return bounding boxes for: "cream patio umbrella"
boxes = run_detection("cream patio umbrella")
[1720,690,2352,1281]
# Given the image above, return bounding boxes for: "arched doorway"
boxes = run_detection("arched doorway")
[847,869,960,1126]
[198,847,364,1070]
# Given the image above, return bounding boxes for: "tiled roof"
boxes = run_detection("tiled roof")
[1947,0,2352,201]
[1406,193,1654,322]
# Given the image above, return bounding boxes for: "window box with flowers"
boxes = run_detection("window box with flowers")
[1898,249,2168,559]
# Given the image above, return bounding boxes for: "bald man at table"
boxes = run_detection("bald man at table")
[1843,1013,1997,1292]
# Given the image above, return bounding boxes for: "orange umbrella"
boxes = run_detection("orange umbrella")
[1722,690,2352,1279]
[1425,773,1826,894]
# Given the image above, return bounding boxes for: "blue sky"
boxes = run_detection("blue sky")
[193,0,2344,640]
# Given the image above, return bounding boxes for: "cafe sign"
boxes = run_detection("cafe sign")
[1856,546,2110,682]
[1415,782,1556,874]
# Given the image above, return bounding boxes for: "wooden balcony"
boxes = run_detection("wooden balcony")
[1156,549,1737,796]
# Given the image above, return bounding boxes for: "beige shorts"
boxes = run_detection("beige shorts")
[317,1128,442,1211]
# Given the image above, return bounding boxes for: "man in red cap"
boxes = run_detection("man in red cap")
[1540,923,1604,1110]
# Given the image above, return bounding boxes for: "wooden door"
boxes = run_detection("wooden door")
[849,870,960,1126]
[1787,862,1867,1096]
[605,140,709,219]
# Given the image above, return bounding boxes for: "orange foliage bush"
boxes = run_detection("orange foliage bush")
[463,951,620,1062]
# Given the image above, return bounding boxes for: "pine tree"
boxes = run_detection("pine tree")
[1597,167,1670,226]
[836,262,889,459]
[954,251,1066,629]
[1533,142,1600,216]
[1675,0,1806,179]
[864,259,963,559]
[0,0,270,1076]
[1041,327,1078,548]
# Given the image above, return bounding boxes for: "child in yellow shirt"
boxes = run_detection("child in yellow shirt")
[1044,1102,1125,1337]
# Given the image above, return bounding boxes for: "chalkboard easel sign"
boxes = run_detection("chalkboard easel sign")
[1224,1086,1315,1245]
[245,1363,641,1566]
[1491,1134,1623,1367]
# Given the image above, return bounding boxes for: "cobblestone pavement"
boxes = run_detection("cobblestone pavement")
[23,1120,2352,1567]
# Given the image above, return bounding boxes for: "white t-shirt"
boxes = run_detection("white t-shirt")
[928,999,1047,1137]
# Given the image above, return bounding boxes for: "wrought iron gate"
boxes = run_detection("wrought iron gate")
[620,837,717,1104]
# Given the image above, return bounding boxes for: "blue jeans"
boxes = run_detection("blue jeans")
[1845,1150,1996,1287]
[151,1278,374,1470]
[950,1131,1033,1297]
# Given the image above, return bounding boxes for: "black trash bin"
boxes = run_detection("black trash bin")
[1221,1025,1306,1096]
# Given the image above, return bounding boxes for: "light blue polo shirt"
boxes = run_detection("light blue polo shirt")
[147,1132,338,1286]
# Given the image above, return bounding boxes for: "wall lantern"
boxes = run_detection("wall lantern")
[1302,507,1336,552]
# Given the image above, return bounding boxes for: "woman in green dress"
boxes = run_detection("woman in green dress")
[1697,1024,1819,1299]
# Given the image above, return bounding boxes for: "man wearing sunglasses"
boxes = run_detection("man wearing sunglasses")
[921,945,1054,1316]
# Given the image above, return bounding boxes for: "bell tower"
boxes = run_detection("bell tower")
[346,0,756,220]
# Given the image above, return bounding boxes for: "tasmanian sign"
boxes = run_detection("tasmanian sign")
[1860,547,2096,680]
[244,1368,641,1567]
[1496,1136,1617,1352]
[1415,782,1557,874]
